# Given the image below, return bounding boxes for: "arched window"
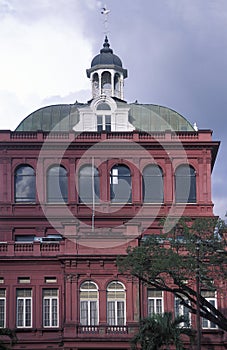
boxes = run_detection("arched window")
[79,165,100,203]
[80,281,98,326]
[110,165,132,203]
[107,281,126,326]
[101,71,111,95]
[15,165,36,203]
[175,165,196,203]
[47,165,68,203]
[143,165,163,203]
[92,73,99,98]
[114,73,120,97]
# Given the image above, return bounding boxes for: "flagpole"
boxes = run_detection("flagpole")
[92,156,95,232]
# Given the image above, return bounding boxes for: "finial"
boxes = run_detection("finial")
[100,35,113,54]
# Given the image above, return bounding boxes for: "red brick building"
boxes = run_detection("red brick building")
[0,37,226,349]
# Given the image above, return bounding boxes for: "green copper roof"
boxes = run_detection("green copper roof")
[128,103,194,132]
[15,101,194,132]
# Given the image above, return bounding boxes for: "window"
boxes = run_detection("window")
[43,289,59,327]
[15,165,36,203]
[143,165,163,203]
[96,102,111,132]
[16,289,32,328]
[175,165,196,203]
[147,290,163,316]
[80,281,98,326]
[18,277,30,284]
[47,165,68,203]
[0,290,6,328]
[174,295,190,327]
[101,71,111,95]
[92,73,99,97]
[97,115,111,132]
[114,73,121,97]
[110,165,132,203]
[107,281,126,326]
[201,290,217,329]
[45,277,57,284]
[79,165,100,203]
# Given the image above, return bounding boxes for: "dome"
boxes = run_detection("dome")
[91,36,123,67]
[87,36,127,79]
[15,101,194,133]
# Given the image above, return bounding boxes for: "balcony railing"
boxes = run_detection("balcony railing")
[0,130,211,143]
[77,325,129,336]
[0,241,63,257]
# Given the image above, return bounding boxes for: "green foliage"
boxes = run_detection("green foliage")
[131,312,194,350]
[118,217,227,331]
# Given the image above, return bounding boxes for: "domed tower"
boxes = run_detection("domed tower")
[87,36,128,100]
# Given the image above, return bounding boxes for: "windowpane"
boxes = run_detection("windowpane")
[143,165,163,203]
[201,292,217,329]
[105,115,111,132]
[79,166,100,203]
[0,290,6,328]
[117,301,125,325]
[110,165,132,203]
[148,290,163,316]
[80,301,88,325]
[107,301,115,325]
[15,165,36,202]
[107,281,126,326]
[47,166,68,203]
[97,103,111,110]
[43,289,58,327]
[16,289,32,328]
[80,281,98,326]
[175,165,196,203]
[174,296,190,327]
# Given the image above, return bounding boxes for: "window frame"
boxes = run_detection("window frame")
[14,165,36,203]
[43,289,59,328]
[107,281,126,326]
[143,165,164,203]
[0,289,6,328]
[201,291,217,329]
[147,289,163,316]
[110,165,132,203]
[175,164,196,204]
[46,165,68,203]
[16,289,32,328]
[80,281,99,326]
[78,165,100,204]
[174,295,191,327]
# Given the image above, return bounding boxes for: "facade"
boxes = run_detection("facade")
[0,36,226,349]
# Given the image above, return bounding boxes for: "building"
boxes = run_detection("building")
[0,36,226,349]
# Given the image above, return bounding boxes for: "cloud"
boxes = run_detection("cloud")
[0,0,93,129]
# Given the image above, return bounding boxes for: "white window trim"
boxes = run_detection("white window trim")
[201,295,217,329]
[148,291,163,316]
[16,295,32,328]
[0,295,6,328]
[43,293,59,328]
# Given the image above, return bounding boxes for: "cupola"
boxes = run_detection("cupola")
[86,36,128,100]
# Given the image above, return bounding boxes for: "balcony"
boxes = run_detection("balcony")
[77,325,131,337]
[0,241,64,257]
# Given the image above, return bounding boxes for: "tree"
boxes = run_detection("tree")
[131,312,194,350]
[118,217,227,331]
[0,328,17,350]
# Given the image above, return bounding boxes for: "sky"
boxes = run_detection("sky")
[0,0,227,218]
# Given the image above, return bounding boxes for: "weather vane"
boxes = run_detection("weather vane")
[101,4,110,36]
